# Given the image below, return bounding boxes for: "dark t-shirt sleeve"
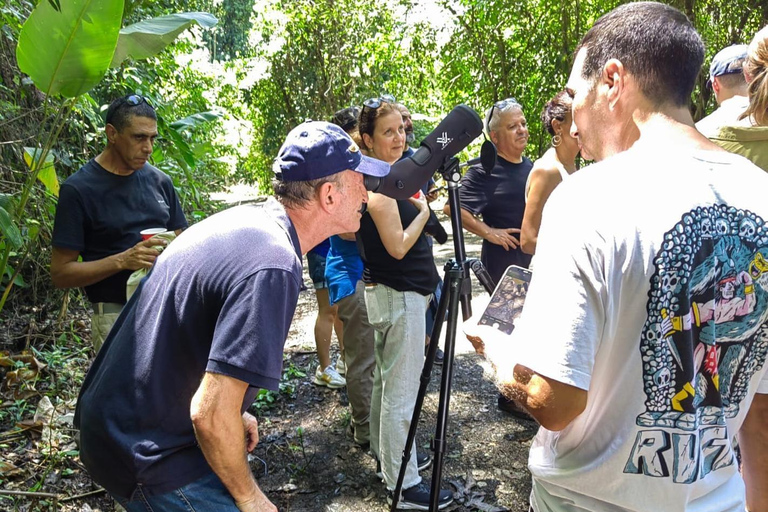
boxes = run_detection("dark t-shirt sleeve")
[457,166,488,216]
[164,180,188,231]
[52,183,86,251]
[206,268,300,391]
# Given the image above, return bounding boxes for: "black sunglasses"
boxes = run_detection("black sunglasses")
[363,94,396,110]
[486,97,520,131]
[125,94,151,107]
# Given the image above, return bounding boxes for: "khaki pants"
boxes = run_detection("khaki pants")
[336,281,376,445]
[90,303,123,353]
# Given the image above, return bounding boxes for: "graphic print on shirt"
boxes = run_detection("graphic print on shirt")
[625,205,768,483]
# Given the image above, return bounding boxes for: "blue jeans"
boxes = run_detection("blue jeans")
[114,471,238,511]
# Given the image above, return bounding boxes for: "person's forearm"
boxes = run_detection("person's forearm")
[740,394,768,511]
[380,208,430,260]
[519,213,541,255]
[192,400,262,503]
[458,208,492,240]
[51,255,126,289]
[483,339,585,431]
[399,209,430,256]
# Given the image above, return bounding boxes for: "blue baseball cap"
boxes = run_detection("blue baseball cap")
[274,121,390,182]
[706,44,747,89]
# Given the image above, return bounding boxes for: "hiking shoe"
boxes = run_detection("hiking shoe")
[388,480,453,510]
[375,451,432,480]
[425,345,445,366]
[434,347,444,366]
[417,451,432,471]
[336,357,347,376]
[314,365,346,389]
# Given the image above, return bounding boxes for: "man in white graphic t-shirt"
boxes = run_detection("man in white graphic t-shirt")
[469,3,768,511]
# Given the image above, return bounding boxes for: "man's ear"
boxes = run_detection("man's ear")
[602,59,625,109]
[317,181,337,213]
[712,76,722,94]
[105,123,118,144]
[489,130,499,145]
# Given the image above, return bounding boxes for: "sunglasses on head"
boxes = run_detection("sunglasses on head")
[486,97,520,130]
[125,94,151,107]
[363,94,396,110]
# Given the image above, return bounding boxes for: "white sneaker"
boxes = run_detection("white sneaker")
[336,357,347,376]
[314,365,346,388]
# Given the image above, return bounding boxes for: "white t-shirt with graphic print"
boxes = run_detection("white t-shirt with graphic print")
[510,144,768,512]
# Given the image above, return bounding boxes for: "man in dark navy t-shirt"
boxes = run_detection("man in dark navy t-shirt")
[74,122,389,512]
[444,98,533,285]
[51,95,187,351]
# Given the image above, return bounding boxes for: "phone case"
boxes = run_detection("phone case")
[477,265,532,335]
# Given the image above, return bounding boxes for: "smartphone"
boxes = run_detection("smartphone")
[477,265,532,335]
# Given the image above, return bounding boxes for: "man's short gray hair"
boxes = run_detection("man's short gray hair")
[486,99,524,134]
[273,173,342,209]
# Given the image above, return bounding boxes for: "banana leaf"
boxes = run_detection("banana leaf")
[111,12,218,67]
[16,0,124,97]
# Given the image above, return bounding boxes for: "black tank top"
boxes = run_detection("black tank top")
[356,199,440,296]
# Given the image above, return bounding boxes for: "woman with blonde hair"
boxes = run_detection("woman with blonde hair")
[741,25,768,126]
[711,25,768,171]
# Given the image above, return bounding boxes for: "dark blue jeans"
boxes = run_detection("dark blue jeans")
[114,471,238,511]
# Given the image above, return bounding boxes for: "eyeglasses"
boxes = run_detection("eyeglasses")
[486,97,520,131]
[363,94,396,110]
[125,94,151,107]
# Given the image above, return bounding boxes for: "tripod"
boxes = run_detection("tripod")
[389,157,495,511]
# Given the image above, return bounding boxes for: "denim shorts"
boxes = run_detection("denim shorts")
[307,251,328,289]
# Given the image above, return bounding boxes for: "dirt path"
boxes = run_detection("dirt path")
[254,201,535,511]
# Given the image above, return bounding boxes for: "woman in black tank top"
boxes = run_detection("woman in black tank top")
[353,98,451,508]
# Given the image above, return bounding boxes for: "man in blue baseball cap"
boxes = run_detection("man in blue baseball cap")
[74,121,389,512]
[696,44,749,137]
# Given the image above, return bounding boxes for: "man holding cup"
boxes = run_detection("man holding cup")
[74,121,388,512]
[51,94,187,351]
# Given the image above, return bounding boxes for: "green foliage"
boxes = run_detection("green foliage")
[17,0,124,97]
[287,425,315,476]
[251,361,306,412]
[111,12,218,67]
[210,0,257,60]
[23,148,58,196]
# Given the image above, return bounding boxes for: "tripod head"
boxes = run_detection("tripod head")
[437,157,496,320]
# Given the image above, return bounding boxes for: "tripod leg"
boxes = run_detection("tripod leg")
[389,262,456,511]
[429,268,464,511]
